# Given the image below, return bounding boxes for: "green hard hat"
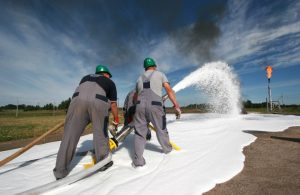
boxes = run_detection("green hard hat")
[95,65,112,78]
[143,57,156,69]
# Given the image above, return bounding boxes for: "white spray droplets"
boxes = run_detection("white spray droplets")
[173,61,241,115]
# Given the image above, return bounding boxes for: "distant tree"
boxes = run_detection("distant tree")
[24,105,37,111]
[43,103,54,110]
[18,104,26,110]
[2,104,17,109]
[58,98,71,110]
[243,100,252,108]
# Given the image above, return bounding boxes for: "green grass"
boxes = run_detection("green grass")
[0,109,124,142]
[0,109,66,118]
[0,124,37,141]
[280,107,300,115]
[0,110,66,142]
[245,107,300,115]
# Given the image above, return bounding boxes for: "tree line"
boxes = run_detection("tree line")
[243,100,299,108]
[184,100,299,109]
[1,98,299,112]
[0,98,71,111]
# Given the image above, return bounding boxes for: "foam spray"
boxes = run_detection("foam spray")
[173,61,241,115]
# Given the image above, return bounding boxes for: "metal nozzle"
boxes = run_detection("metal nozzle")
[114,125,134,143]
[162,94,169,102]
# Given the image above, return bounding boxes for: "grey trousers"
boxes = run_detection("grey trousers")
[53,96,109,179]
[133,100,172,166]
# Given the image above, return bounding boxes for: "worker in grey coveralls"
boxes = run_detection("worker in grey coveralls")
[123,89,137,127]
[123,89,151,140]
[53,65,119,179]
[132,57,181,167]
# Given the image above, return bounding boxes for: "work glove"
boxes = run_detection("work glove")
[174,104,181,120]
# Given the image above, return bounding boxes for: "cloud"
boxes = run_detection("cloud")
[0,0,229,105]
[0,5,91,104]
[1,0,299,105]
[214,0,300,73]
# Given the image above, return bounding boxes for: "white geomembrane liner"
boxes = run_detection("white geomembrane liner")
[1,113,300,195]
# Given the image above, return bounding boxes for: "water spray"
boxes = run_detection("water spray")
[173,61,241,115]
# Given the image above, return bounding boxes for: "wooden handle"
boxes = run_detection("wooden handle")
[0,121,65,167]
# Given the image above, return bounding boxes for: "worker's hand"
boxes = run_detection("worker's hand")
[112,117,119,128]
[108,117,119,137]
[173,104,181,119]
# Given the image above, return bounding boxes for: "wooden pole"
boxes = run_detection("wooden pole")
[0,121,65,167]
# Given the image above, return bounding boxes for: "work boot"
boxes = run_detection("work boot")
[131,162,146,170]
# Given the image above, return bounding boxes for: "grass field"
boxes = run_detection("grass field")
[0,109,125,143]
[0,110,66,142]
[245,106,300,115]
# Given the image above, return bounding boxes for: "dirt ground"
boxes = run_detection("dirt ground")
[205,126,300,195]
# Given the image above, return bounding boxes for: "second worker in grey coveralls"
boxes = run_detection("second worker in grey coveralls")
[53,65,119,179]
[132,58,181,167]
[123,89,151,140]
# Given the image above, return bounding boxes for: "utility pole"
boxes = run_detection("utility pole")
[266,97,268,112]
[53,100,56,116]
[265,65,273,112]
[268,78,272,112]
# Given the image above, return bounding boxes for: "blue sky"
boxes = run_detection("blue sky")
[0,0,300,107]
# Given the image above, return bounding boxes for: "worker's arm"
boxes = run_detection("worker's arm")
[163,82,179,107]
[111,101,119,125]
[163,82,181,119]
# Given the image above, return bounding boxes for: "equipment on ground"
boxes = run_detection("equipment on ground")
[95,65,112,78]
